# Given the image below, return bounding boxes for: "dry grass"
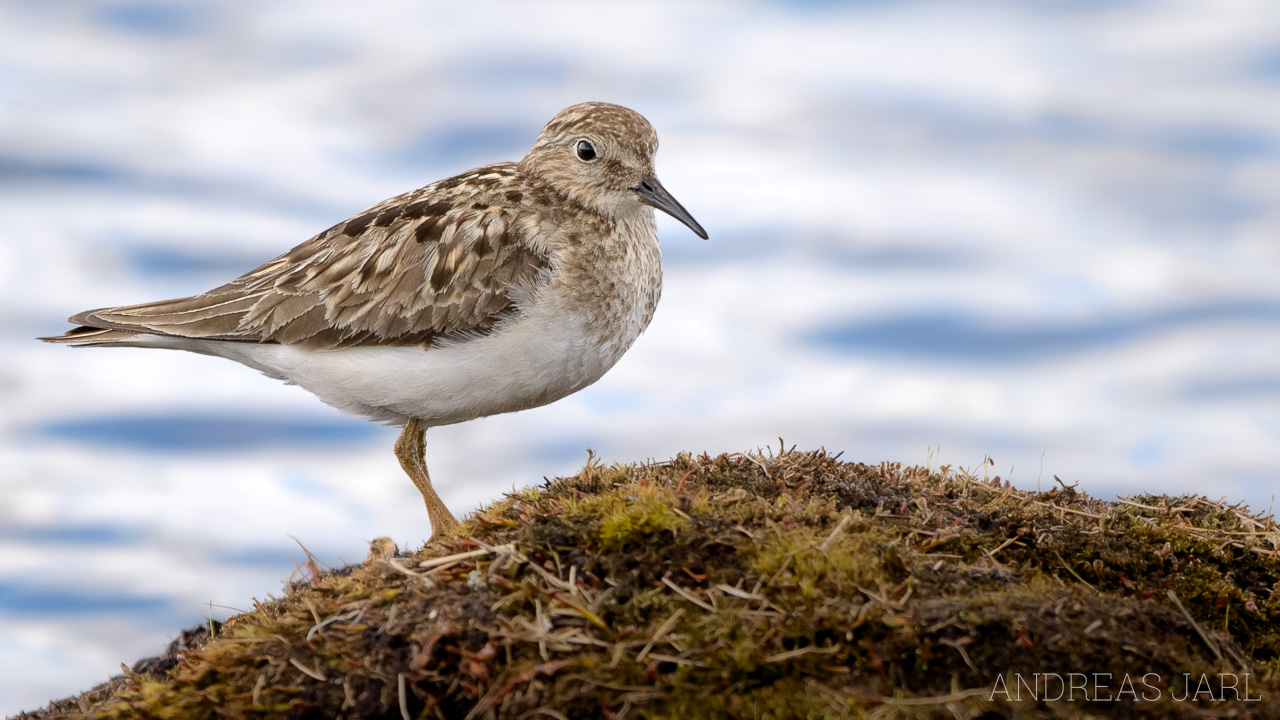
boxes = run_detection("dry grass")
[18,448,1280,719]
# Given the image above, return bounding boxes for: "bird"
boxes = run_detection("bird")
[42,102,707,540]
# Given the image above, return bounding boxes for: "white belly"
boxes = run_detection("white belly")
[197,303,631,425]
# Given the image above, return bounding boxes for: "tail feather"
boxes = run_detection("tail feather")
[39,326,146,346]
[43,288,268,347]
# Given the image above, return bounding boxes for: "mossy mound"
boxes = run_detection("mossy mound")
[20,449,1280,719]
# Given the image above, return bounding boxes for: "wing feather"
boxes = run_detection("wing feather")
[48,163,553,350]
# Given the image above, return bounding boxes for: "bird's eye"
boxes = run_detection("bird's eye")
[575,139,597,162]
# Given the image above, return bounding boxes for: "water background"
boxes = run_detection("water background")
[2,0,1279,712]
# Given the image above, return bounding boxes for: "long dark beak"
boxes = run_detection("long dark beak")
[633,175,708,240]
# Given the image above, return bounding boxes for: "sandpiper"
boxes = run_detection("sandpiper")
[42,102,707,539]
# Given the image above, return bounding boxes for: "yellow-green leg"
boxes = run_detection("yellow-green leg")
[393,418,459,539]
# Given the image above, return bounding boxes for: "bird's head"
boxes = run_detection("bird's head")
[521,102,707,239]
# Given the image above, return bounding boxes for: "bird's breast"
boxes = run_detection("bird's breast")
[550,213,663,362]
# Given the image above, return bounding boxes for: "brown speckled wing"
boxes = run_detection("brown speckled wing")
[64,164,553,350]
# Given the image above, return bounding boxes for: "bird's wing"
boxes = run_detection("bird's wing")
[49,164,554,350]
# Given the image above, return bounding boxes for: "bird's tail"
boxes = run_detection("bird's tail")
[40,326,154,348]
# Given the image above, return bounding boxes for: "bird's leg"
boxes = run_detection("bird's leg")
[393,418,459,540]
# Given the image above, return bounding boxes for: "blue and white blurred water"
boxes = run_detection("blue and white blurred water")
[3,0,1279,712]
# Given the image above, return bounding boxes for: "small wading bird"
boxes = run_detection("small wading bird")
[43,102,707,540]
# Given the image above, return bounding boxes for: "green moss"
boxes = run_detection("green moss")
[19,449,1280,720]
[590,482,692,552]
[747,521,884,601]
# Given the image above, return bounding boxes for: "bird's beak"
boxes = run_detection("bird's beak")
[633,175,708,240]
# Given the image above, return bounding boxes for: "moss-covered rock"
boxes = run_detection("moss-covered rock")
[18,449,1280,719]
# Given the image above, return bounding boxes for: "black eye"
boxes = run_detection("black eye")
[575,139,597,162]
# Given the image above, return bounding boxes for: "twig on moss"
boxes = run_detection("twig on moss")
[288,657,326,682]
[397,672,410,720]
[252,673,266,707]
[985,535,1021,558]
[636,609,683,663]
[819,514,853,552]
[731,452,771,479]
[1052,550,1097,593]
[645,651,707,667]
[302,597,322,628]
[715,584,766,602]
[382,557,434,588]
[418,545,511,571]
[764,645,838,663]
[1167,590,1223,663]
[306,608,366,643]
[938,637,978,673]
[540,589,608,630]
[661,576,715,612]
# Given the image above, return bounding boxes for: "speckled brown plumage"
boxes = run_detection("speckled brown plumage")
[42,102,707,538]
[59,164,553,350]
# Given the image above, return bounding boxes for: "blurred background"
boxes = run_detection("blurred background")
[2,0,1279,711]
